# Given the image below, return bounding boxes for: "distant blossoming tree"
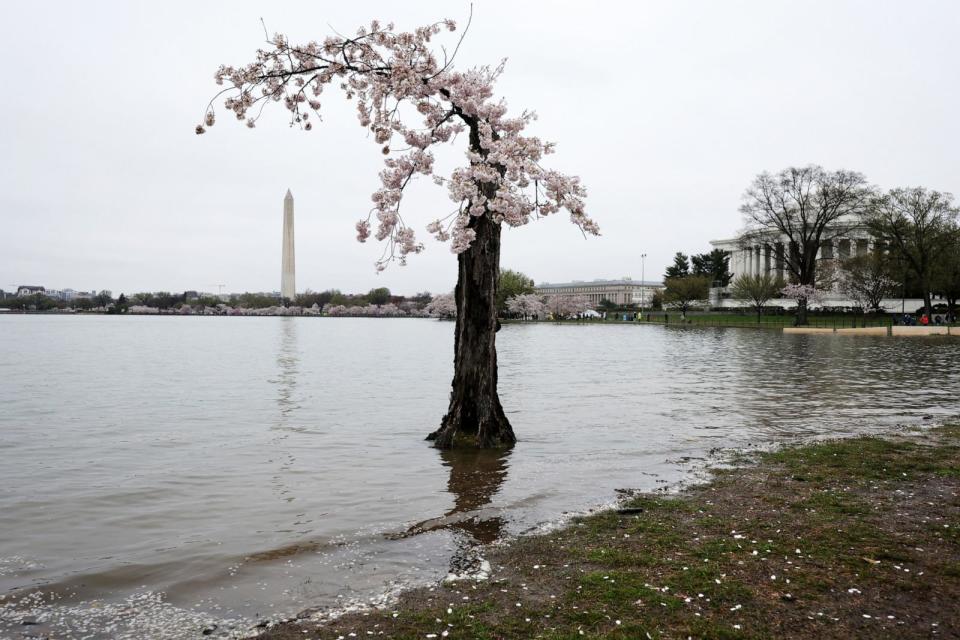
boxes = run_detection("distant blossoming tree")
[199,15,597,447]
[505,292,545,320]
[839,254,896,312]
[425,293,457,319]
[544,295,592,320]
[781,283,824,321]
[324,302,413,317]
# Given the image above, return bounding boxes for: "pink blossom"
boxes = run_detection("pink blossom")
[200,16,598,269]
[506,293,546,319]
[355,220,371,242]
[780,283,824,305]
[425,293,457,318]
[543,294,593,319]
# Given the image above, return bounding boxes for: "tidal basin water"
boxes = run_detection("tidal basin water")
[2,315,959,638]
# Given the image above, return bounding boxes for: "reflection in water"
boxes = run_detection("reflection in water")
[275,317,299,418]
[270,317,300,506]
[400,447,511,545]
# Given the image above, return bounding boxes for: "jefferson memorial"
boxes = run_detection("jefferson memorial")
[709,222,925,312]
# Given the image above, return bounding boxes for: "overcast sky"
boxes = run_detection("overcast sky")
[1,1,957,296]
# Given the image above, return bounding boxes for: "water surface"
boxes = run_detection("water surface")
[1,316,958,638]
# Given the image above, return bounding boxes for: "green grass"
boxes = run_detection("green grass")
[640,313,896,329]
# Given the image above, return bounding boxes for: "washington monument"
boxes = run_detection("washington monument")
[281,189,296,300]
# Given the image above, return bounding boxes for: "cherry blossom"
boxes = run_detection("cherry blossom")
[199,15,597,271]
[425,293,457,318]
[780,283,824,306]
[544,294,593,319]
[505,293,546,320]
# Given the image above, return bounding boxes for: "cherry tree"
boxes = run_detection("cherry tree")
[781,283,824,321]
[425,293,457,319]
[505,292,545,320]
[198,15,597,448]
[544,295,592,320]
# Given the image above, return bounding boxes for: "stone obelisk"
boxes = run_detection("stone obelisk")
[281,189,296,301]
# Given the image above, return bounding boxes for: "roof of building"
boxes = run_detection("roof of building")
[536,279,664,288]
[711,216,869,247]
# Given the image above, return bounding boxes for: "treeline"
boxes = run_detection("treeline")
[1,292,121,312]
[0,288,438,313]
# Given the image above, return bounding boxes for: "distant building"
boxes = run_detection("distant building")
[708,221,928,311]
[535,278,664,307]
[710,220,874,285]
[17,285,45,297]
[184,291,199,301]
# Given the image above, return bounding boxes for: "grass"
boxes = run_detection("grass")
[639,313,896,330]
[261,425,960,639]
[504,314,954,330]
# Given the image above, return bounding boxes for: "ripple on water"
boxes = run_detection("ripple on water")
[1,316,958,637]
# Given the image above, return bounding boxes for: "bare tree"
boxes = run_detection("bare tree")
[729,273,784,322]
[740,165,872,324]
[933,227,960,314]
[863,187,960,316]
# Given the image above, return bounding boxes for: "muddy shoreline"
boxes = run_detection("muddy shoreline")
[256,423,960,640]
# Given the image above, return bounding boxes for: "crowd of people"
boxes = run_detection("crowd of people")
[898,311,958,326]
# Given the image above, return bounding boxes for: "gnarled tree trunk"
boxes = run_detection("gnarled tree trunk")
[427,212,516,449]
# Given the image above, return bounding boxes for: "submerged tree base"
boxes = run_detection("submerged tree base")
[263,424,960,640]
[426,402,516,449]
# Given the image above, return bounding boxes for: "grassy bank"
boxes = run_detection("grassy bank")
[263,425,960,639]
[638,314,897,330]
[504,316,960,330]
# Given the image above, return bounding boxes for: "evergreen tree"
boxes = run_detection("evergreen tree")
[691,249,733,287]
[664,252,690,279]
[496,269,535,314]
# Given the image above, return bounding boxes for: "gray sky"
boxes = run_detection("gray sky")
[1,1,958,296]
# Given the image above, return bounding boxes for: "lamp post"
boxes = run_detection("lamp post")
[640,253,647,320]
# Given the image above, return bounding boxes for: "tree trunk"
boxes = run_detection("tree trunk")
[796,297,809,325]
[427,213,516,449]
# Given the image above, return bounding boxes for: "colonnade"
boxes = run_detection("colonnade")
[737,237,874,279]
[738,242,787,279]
